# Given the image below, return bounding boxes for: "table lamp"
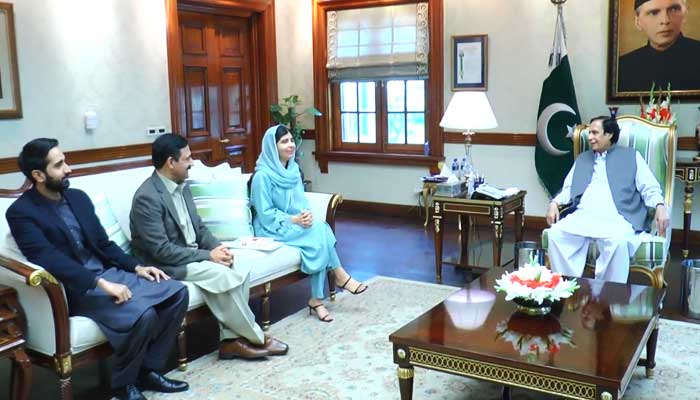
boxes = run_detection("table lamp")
[439,92,498,178]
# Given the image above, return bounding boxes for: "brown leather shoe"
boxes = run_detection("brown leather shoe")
[263,335,289,356]
[219,338,269,360]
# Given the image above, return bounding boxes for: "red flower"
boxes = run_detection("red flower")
[649,108,657,120]
[548,343,560,354]
[509,272,562,289]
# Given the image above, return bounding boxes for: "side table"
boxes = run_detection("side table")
[432,190,526,283]
[675,158,700,259]
[0,285,31,400]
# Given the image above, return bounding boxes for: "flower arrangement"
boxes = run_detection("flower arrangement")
[494,260,579,306]
[496,315,575,362]
[640,83,676,125]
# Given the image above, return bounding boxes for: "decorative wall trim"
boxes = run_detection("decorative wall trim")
[443,133,697,150]
[339,199,420,218]
[0,143,152,175]
[445,132,536,146]
[340,200,698,245]
[678,137,697,152]
[302,129,316,140]
[179,0,271,13]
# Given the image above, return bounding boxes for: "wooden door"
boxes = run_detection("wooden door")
[178,11,255,167]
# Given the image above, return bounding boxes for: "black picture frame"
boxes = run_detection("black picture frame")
[451,34,487,92]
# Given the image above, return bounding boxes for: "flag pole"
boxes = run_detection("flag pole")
[536,0,580,198]
[549,0,567,68]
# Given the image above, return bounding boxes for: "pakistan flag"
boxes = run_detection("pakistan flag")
[535,13,580,198]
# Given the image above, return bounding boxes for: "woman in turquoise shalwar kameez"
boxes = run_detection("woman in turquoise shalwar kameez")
[251,125,367,322]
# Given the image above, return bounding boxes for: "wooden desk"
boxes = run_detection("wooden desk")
[432,191,526,283]
[675,158,700,258]
[390,267,664,400]
[0,285,31,400]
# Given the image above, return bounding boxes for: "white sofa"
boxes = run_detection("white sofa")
[0,160,342,400]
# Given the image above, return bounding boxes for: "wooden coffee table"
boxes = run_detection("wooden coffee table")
[389,268,664,400]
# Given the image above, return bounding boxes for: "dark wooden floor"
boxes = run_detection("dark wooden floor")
[1,211,698,400]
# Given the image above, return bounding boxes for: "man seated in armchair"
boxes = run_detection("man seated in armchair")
[6,138,190,400]
[545,116,670,283]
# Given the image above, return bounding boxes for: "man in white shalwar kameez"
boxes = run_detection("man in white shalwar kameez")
[545,116,670,283]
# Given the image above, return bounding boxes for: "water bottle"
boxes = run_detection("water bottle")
[451,158,459,177]
[460,158,467,181]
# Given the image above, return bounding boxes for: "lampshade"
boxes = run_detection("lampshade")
[439,92,498,131]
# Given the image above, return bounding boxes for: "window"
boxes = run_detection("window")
[333,79,426,153]
[313,0,443,172]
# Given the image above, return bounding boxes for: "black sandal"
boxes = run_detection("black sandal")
[308,303,333,322]
[339,276,368,295]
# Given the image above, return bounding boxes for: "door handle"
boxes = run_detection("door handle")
[219,139,230,144]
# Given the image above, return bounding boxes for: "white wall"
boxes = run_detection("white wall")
[278,0,700,230]
[0,0,170,158]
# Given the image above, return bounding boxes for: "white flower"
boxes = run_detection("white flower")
[494,264,579,304]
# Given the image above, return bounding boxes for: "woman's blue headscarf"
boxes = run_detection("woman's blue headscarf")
[255,125,300,189]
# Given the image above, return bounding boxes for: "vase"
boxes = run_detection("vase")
[506,312,561,336]
[512,297,552,316]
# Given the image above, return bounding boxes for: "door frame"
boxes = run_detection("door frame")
[164,0,277,168]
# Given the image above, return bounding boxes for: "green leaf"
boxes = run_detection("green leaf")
[303,106,322,117]
[270,111,285,124]
[270,104,282,112]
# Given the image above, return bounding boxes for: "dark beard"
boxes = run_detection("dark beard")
[45,176,70,192]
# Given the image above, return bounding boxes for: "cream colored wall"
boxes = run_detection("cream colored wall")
[0,0,170,159]
[279,0,700,230]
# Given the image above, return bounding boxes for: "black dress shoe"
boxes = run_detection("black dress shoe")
[115,384,146,400]
[138,370,189,393]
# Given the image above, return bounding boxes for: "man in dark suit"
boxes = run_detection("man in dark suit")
[129,134,288,360]
[618,0,700,91]
[6,138,190,400]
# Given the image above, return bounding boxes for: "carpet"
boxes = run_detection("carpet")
[150,276,700,400]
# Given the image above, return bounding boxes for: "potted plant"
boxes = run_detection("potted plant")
[269,95,322,151]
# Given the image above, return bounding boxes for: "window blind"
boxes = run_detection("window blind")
[326,3,429,81]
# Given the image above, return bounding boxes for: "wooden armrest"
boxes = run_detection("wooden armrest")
[326,193,343,232]
[558,203,575,219]
[0,254,72,359]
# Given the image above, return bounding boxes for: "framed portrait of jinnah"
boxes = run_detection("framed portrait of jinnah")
[451,35,487,91]
[607,0,700,102]
[0,2,21,118]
